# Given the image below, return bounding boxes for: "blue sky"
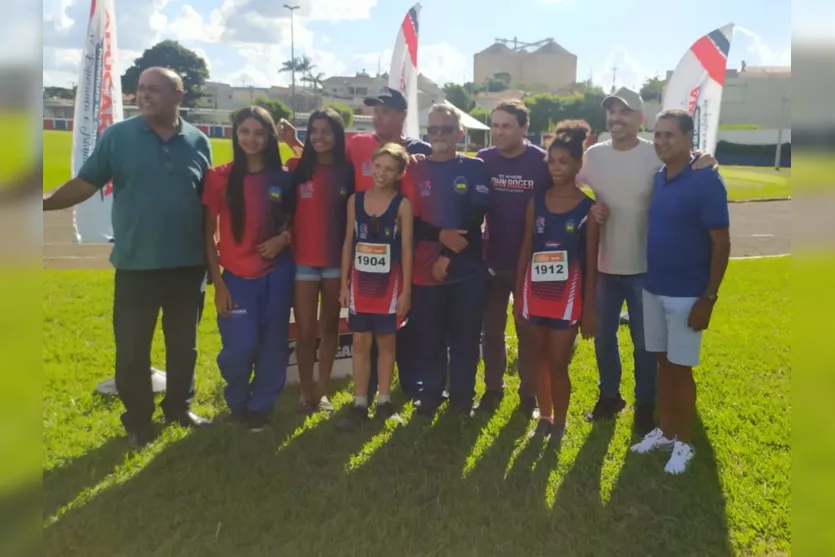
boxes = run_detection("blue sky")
[42,0,791,90]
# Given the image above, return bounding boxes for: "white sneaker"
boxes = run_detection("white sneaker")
[630,427,676,454]
[664,441,695,474]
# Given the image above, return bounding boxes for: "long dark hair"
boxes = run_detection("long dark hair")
[292,108,348,187]
[227,106,283,243]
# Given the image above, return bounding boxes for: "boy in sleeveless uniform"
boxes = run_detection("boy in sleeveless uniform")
[517,120,601,440]
[337,143,415,429]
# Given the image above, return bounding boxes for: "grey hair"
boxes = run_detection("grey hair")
[427,103,462,131]
[656,108,694,135]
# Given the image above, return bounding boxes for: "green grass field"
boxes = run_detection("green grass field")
[41,130,791,201]
[42,257,791,556]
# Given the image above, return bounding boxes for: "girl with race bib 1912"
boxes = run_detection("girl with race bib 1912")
[516,120,600,441]
[337,143,414,430]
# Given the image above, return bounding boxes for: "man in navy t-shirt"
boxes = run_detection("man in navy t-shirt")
[476,100,551,418]
[408,104,490,417]
[629,109,730,476]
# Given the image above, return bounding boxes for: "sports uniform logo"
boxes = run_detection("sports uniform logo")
[362,161,372,176]
[359,223,369,240]
[453,176,468,194]
[268,186,283,201]
[384,228,392,238]
[565,219,575,233]
[419,180,432,197]
[476,184,489,195]
[339,184,349,197]
[535,216,546,234]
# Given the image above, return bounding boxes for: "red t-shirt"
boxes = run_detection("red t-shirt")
[287,158,352,268]
[346,133,432,193]
[202,163,293,279]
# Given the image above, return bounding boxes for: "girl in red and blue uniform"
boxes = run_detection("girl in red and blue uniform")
[516,120,600,440]
[203,106,295,432]
[337,143,414,430]
[283,109,354,415]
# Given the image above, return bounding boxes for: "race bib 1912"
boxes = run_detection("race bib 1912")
[531,250,568,282]
[355,242,390,273]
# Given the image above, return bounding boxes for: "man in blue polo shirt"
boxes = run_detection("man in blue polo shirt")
[409,103,490,417]
[629,109,730,475]
[43,67,213,449]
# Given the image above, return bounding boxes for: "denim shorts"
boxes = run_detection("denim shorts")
[295,265,341,282]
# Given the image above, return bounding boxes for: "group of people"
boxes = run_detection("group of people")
[43,66,731,475]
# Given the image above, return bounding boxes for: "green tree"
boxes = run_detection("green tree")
[640,76,664,102]
[443,83,474,112]
[121,40,210,107]
[463,81,484,96]
[43,86,75,100]
[324,101,354,128]
[229,96,291,125]
[522,91,607,135]
[485,72,511,93]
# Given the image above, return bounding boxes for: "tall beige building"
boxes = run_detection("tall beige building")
[474,38,577,92]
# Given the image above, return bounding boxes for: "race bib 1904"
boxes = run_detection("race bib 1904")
[531,250,568,282]
[355,242,390,273]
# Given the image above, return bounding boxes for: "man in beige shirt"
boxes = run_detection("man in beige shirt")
[579,87,714,436]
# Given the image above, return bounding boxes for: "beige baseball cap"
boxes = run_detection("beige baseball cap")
[602,87,644,112]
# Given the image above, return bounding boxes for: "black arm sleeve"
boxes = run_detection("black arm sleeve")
[414,217,441,241]
[443,205,488,259]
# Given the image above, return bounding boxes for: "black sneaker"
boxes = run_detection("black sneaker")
[634,403,656,436]
[374,402,404,425]
[127,426,156,450]
[518,395,540,419]
[414,399,438,418]
[247,411,270,432]
[337,405,369,431]
[227,410,248,425]
[298,399,316,415]
[584,395,627,422]
[475,390,503,412]
[528,419,554,439]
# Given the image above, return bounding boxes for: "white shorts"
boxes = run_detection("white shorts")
[642,290,703,367]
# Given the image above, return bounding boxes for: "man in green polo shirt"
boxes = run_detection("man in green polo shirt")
[44,67,213,449]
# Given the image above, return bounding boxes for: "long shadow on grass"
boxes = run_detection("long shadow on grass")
[597,413,732,556]
[43,437,129,523]
[41,394,381,557]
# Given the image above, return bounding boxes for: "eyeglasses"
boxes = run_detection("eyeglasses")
[427,125,456,135]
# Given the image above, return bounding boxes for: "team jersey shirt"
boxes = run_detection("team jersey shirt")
[477,143,551,273]
[202,163,294,279]
[346,133,432,193]
[409,155,491,286]
[522,190,594,324]
[349,191,404,315]
[287,158,353,268]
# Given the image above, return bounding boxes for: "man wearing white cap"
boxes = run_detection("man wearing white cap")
[580,87,715,436]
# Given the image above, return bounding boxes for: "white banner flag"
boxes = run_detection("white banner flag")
[663,24,734,156]
[388,4,422,139]
[71,0,123,243]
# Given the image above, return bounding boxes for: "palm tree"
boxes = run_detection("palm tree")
[309,72,326,93]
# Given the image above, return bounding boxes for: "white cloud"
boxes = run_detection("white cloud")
[733,26,791,66]
[355,42,470,87]
[594,46,648,92]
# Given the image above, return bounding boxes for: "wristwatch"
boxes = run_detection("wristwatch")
[705,292,719,303]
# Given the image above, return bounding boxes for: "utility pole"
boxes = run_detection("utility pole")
[611,66,618,93]
[284,4,299,121]
[774,91,790,170]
